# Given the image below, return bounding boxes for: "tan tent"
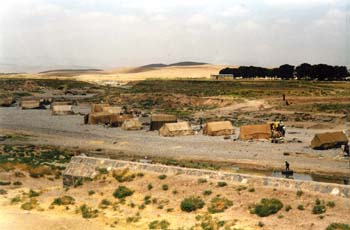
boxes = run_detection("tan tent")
[203,121,235,136]
[88,112,133,126]
[159,122,194,137]
[88,112,113,125]
[91,103,110,113]
[239,124,271,140]
[121,118,143,131]
[51,104,74,115]
[150,114,177,131]
[102,106,122,114]
[20,100,41,110]
[0,97,14,107]
[311,131,348,150]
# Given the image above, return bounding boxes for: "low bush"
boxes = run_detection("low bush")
[208,197,233,213]
[203,190,212,196]
[52,195,75,205]
[10,195,22,204]
[0,181,11,186]
[80,204,98,218]
[217,181,227,187]
[113,186,134,199]
[0,189,7,195]
[99,199,111,209]
[113,168,136,183]
[326,223,350,230]
[312,199,326,215]
[158,174,167,180]
[149,220,170,230]
[180,196,205,212]
[21,199,38,210]
[251,198,283,217]
[297,204,304,210]
[88,190,95,196]
[144,195,151,205]
[198,178,207,184]
[296,190,303,197]
[162,184,169,191]
[13,181,22,186]
[285,205,292,212]
[327,201,335,208]
[248,188,255,192]
[148,183,153,190]
[29,189,40,198]
[96,167,108,175]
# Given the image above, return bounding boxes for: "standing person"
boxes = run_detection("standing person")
[282,94,286,101]
[285,161,290,171]
[344,144,350,157]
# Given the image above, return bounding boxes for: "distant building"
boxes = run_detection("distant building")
[210,74,234,80]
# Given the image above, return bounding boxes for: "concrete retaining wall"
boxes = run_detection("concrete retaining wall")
[63,156,349,197]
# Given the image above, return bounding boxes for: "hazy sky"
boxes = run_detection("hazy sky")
[0,0,349,72]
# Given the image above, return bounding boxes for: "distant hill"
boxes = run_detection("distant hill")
[168,61,208,67]
[39,68,103,74]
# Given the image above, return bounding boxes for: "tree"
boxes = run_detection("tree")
[296,63,313,80]
[278,64,295,79]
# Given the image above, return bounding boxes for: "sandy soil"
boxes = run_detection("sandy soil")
[0,107,349,177]
[0,168,349,230]
[0,64,227,85]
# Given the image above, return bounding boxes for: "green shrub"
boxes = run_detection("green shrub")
[326,223,350,230]
[203,190,212,196]
[327,201,335,208]
[0,189,7,195]
[208,197,233,213]
[113,168,136,182]
[297,204,304,210]
[52,196,75,205]
[21,199,38,210]
[217,181,227,187]
[285,205,292,212]
[198,178,207,184]
[149,220,170,230]
[99,199,111,209]
[144,195,151,205]
[96,167,108,175]
[158,174,167,180]
[248,188,255,192]
[236,185,247,191]
[88,190,95,196]
[251,198,283,217]
[148,183,153,190]
[10,195,22,204]
[162,184,169,191]
[0,181,11,186]
[296,190,303,197]
[312,202,326,214]
[180,196,205,212]
[13,181,22,186]
[80,204,98,218]
[29,189,40,197]
[113,186,134,199]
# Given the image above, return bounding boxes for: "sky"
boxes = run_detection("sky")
[0,0,349,72]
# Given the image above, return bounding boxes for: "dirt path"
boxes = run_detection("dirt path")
[1,107,350,178]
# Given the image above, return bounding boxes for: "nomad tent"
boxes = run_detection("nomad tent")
[239,124,271,140]
[102,106,122,114]
[203,121,234,136]
[121,118,143,131]
[311,131,348,150]
[159,122,194,137]
[91,103,110,113]
[20,99,42,110]
[150,114,177,131]
[51,104,74,115]
[88,112,133,126]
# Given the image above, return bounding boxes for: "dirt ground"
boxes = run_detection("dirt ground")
[0,105,349,178]
[0,168,349,230]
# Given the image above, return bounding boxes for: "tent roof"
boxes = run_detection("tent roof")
[162,122,192,131]
[313,131,348,144]
[205,121,233,132]
[151,114,177,122]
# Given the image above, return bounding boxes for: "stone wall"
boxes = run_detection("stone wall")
[63,156,349,198]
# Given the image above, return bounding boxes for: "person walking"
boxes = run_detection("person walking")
[285,161,290,171]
